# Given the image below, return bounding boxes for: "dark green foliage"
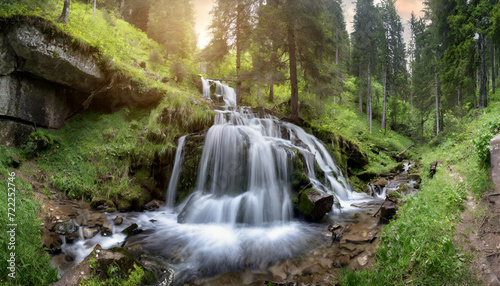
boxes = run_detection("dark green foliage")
[472,118,500,167]
[147,0,196,60]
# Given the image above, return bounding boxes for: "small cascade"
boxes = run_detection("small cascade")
[200,77,237,107]
[201,77,211,98]
[166,135,187,209]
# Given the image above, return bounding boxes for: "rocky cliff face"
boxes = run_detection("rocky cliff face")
[0,17,162,146]
[0,19,105,146]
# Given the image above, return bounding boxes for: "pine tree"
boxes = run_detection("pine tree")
[379,0,406,132]
[352,0,381,130]
[206,0,256,104]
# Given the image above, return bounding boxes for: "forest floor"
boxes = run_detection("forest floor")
[455,133,500,286]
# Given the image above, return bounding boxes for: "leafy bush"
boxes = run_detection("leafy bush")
[472,118,500,167]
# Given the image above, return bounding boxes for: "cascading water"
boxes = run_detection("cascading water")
[201,77,237,107]
[168,107,367,227]
[57,79,373,285]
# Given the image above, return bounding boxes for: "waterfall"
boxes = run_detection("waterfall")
[200,77,237,107]
[59,80,373,285]
[166,135,187,208]
[167,100,364,225]
[201,77,211,98]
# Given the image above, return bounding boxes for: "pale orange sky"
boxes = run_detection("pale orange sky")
[193,0,425,49]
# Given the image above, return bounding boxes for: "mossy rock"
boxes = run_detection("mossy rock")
[175,134,205,204]
[299,121,368,173]
[290,150,311,193]
[91,197,116,210]
[296,188,334,222]
[115,187,151,211]
[90,245,142,280]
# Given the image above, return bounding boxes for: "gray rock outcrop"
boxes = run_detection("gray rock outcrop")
[0,18,105,145]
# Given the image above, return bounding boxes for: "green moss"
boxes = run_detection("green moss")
[176,135,205,204]
[297,188,321,216]
[290,150,311,193]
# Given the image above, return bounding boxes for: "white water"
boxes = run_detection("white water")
[200,77,237,107]
[168,106,369,225]
[166,135,187,209]
[58,80,374,285]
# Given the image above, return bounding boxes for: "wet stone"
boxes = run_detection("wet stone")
[53,220,78,235]
[122,223,142,237]
[41,228,62,254]
[379,197,398,224]
[83,227,100,239]
[113,216,123,225]
[144,199,164,210]
[65,232,80,243]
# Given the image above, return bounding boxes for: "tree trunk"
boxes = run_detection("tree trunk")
[358,64,363,115]
[335,29,339,65]
[479,33,487,109]
[268,84,274,103]
[382,62,387,132]
[367,60,372,131]
[410,69,413,124]
[93,0,97,20]
[474,63,478,108]
[235,1,242,105]
[435,67,440,136]
[288,1,299,120]
[491,38,495,94]
[56,0,71,24]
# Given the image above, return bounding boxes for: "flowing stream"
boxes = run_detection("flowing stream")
[58,79,375,285]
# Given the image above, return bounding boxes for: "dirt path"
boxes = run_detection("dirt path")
[457,134,500,285]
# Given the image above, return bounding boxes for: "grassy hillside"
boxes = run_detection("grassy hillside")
[0,1,213,285]
[339,90,500,285]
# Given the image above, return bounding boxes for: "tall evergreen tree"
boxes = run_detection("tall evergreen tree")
[379,0,406,132]
[352,0,381,130]
[206,0,256,103]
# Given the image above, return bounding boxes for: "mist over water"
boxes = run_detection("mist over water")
[60,80,373,285]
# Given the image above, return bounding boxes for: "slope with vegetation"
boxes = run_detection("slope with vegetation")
[1,0,500,285]
[0,0,212,285]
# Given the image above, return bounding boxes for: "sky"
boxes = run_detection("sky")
[193,0,425,49]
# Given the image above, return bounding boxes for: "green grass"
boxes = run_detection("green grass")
[0,168,59,285]
[339,89,500,285]
[310,76,413,176]
[1,0,201,93]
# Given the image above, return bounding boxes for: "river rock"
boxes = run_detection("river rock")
[297,188,334,221]
[82,227,100,239]
[379,197,398,224]
[41,228,62,254]
[90,197,116,210]
[113,216,123,225]
[122,223,142,237]
[144,199,164,210]
[408,173,421,183]
[53,220,78,235]
[372,177,388,186]
[52,245,142,286]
